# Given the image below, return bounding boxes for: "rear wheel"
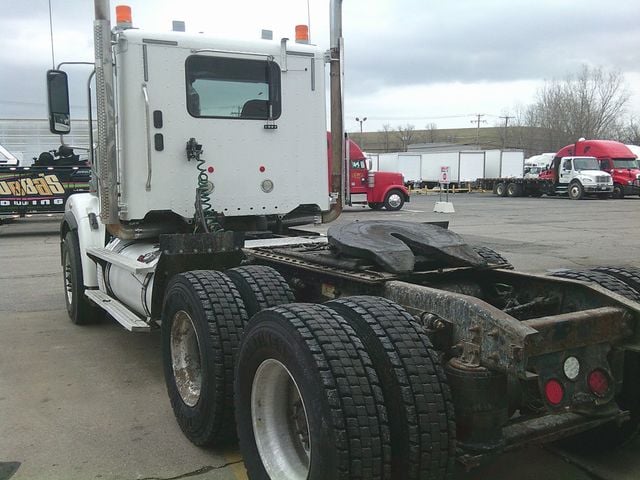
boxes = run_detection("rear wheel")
[590,266,640,293]
[472,246,514,269]
[383,189,405,211]
[549,269,640,302]
[506,182,522,197]
[568,181,584,200]
[226,265,294,318]
[161,270,248,446]
[324,296,456,480]
[235,303,391,480]
[62,230,100,325]
[495,182,507,197]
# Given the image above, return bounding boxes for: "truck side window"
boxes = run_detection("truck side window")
[562,159,572,171]
[185,55,281,120]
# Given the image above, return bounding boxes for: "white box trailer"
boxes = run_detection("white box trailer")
[397,153,422,184]
[484,150,502,178]
[459,151,486,182]
[500,150,525,177]
[378,153,399,172]
[420,152,460,186]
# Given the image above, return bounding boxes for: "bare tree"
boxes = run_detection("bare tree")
[424,123,438,143]
[395,124,416,151]
[524,65,630,151]
[379,124,392,152]
[616,117,640,145]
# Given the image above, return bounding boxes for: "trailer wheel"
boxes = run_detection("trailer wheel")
[549,269,640,303]
[161,270,248,446]
[568,181,584,200]
[495,182,507,197]
[506,182,522,197]
[472,246,514,269]
[226,265,294,318]
[324,296,456,480]
[61,230,100,325]
[368,202,383,210]
[235,303,391,480]
[612,184,624,199]
[383,189,405,211]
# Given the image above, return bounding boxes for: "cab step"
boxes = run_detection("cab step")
[85,289,151,332]
[86,246,157,274]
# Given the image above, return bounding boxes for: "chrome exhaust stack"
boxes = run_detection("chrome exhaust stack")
[322,0,344,223]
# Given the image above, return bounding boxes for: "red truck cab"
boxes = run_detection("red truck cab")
[328,134,410,210]
[555,140,640,198]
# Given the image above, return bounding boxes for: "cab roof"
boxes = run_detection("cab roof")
[556,140,636,159]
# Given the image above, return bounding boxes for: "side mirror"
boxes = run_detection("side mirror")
[46,69,71,134]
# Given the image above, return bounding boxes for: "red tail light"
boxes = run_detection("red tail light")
[544,379,564,405]
[587,369,609,397]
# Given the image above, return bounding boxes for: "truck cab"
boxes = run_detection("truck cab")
[555,140,639,198]
[328,135,410,210]
[539,154,613,199]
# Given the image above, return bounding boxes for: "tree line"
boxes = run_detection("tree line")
[362,65,638,155]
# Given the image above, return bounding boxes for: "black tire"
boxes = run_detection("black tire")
[549,269,640,303]
[324,296,456,480]
[383,189,405,211]
[226,265,294,318]
[590,266,640,293]
[506,182,522,197]
[612,184,625,199]
[235,303,391,480]
[368,202,384,210]
[495,182,507,197]
[568,181,584,200]
[161,270,248,446]
[61,230,100,325]
[472,246,514,269]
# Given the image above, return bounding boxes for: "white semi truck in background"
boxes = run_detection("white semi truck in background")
[49,2,640,478]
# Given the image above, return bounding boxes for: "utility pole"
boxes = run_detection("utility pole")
[471,114,487,146]
[355,116,367,149]
[499,115,514,150]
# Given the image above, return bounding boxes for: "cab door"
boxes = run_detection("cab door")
[559,158,573,184]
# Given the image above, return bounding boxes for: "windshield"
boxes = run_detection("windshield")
[612,158,639,169]
[573,157,599,170]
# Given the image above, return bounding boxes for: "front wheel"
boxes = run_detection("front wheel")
[568,181,584,200]
[61,230,100,325]
[384,189,405,211]
[612,184,625,199]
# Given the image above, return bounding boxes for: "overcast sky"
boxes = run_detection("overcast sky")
[1,0,639,132]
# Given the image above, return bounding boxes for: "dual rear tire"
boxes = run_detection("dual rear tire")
[161,267,455,479]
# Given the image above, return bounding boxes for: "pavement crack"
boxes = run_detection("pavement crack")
[135,461,243,480]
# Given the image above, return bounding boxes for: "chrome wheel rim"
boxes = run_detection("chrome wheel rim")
[570,185,580,198]
[63,251,73,305]
[170,310,202,407]
[251,359,311,479]
[387,193,402,209]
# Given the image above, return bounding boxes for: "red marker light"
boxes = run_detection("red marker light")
[587,369,609,397]
[207,166,214,174]
[259,165,266,173]
[544,379,564,405]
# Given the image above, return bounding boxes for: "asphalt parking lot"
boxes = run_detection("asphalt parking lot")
[1,193,639,480]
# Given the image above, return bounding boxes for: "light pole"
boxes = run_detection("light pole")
[355,116,367,150]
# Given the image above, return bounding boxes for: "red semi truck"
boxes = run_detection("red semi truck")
[328,134,410,210]
[555,140,640,198]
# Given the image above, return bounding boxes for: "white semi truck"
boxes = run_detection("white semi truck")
[49,2,640,479]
